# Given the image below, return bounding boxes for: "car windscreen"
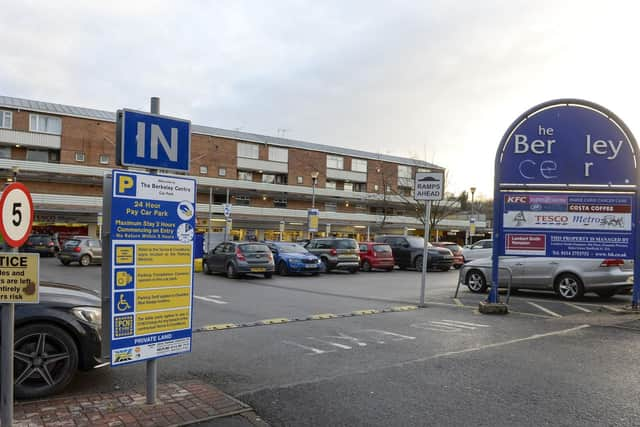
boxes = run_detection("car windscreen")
[336,239,358,249]
[63,239,81,248]
[406,236,425,247]
[278,245,307,253]
[28,236,49,244]
[373,244,392,253]
[240,244,270,253]
[445,244,461,252]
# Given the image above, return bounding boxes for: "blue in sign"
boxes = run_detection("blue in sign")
[118,109,191,172]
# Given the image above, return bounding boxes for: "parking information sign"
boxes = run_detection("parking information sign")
[110,170,196,366]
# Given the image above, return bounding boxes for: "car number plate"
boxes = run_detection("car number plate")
[305,264,317,268]
[251,267,266,272]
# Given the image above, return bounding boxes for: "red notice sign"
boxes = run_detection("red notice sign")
[505,234,546,255]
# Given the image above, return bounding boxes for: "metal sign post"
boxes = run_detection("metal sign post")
[0,182,35,427]
[489,99,640,313]
[414,171,444,307]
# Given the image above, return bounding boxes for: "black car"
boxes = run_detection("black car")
[203,241,275,278]
[374,235,454,271]
[20,234,60,257]
[7,282,104,399]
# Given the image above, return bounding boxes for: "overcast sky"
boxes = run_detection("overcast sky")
[3,1,639,198]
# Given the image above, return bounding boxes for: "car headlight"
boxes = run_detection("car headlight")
[71,306,102,326]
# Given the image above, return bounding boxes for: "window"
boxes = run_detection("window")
[199,165,208,175]
[29,114,62,135]
[325,202,337,212]
[352,158,367,173]
[327,155,344,170]
[238,171,253,181]
[273,199,288,208]
[373,184,379,191]
[26,149,49,162]
[325,181,336,190]
[0,111,12,129]
[356,204,367,211]
[218,167,227,177]
[74,152,85,162]
[99,154,110,165]
[0,146,10,158]
[275,174,288,185]
[262,174,275,184]
[234,196,250,206]
[386,184,392,193]
[268,146,288,162]
[237,142,259,159]
[297,176,304,185]
[398,165,412,178]
[343,182,353,192]
[353,183,367,192]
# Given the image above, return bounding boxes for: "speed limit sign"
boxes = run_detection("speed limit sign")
[0,182,34,248]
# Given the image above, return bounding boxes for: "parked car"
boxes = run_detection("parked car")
[461,256,633,300]
[432,241,464,269]
[265,241,321,275]
[358,242,395,272]
[305,238,360,273]
[6,282,104,399]
[461,239,493,263]
[374,235,453,271]
[20,234,60,257]
[58,236,103,266]
[203,241,274,278]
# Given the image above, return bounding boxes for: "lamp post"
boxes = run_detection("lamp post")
[311,171,319,208]
[469,186,476,245]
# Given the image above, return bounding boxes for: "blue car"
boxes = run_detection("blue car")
[266,242,322,275]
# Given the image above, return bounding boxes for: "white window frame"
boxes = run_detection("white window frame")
[99,154,110,165]
[297,176,304,185]
[262,174,275,184]
[0,146,11,158]
[324,202,337,212]
[238,171,253,181]
[325,181,336,190]
[26,149,49,162]
[0,111,12,129]
[343,182,353,192]
[351,158,367,173]
[268,146,288,163]
[74,152,85,162]
[327,155,344,170]
[273,199,288,208]
[218,167,227,177]
[29,114,62,135]
[234,196,251,206]
[199,165,208,175]
[237,142,259,159]
[398,165,413,179]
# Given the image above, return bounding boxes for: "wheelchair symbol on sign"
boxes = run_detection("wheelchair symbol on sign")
[117,294,132,312]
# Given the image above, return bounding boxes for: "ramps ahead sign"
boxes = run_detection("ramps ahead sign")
[414,172,444,201]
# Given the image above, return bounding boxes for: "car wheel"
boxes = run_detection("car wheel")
[278,261,289,276]
[595,289,617,299]
[79,255,91,267]
[466,269,488,293]
[554,273,584,300]
[59,259,70,266]
[349,267,359,274]
[414,256,424,271]
[264,272,273,279]
[226,263,237,279]
[362,260,372,272]
[14,323,79,399]
[203,261,211,275]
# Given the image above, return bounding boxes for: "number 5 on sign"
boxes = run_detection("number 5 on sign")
[0,182,34,248]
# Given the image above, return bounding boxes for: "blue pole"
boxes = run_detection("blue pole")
[633,190,640,309]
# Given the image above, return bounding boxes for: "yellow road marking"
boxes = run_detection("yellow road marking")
[352,309,380,315]
[391,305,418,311]
[260,318,291,324]
[309,313,338,320]
[201,323,238,330]
[453,298,464,307]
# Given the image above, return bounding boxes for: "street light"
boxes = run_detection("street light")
[469,186,476,245]
[311,171,319,208]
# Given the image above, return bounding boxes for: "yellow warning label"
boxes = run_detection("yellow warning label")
[115,246,134,264]
[136,288,191,312]
[136,244,191,265]
[0,253,39,303]
[135,308,190,335]
[136,266,191,288]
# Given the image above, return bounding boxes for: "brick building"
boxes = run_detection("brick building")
[0,95,479,243]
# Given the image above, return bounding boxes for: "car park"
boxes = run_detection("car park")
[6,282,104,399]
[265,241,321,275]
[203,241,274,278]
[305,238,360,273]
[20,234,60,257]
[358,242,394,272]
[460,256,633,300]
[461,238,492,263]
[58,236,102,266]
[374,235,453,271]
[432,241,464,269]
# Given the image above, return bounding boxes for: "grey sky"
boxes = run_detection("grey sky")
[3,1,639,197]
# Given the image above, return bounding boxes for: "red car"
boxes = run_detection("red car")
[431,241,464,269]
[358,242,395,272]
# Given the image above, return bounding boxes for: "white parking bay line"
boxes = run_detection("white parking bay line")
[527,301,562,318]
[194,295,228,305]
[563,302,591,313]
[440,320,490,328]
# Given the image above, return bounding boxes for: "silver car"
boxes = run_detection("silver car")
[460,256,633,300]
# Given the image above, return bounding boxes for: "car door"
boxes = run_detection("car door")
[208,242,228,272]
[89,239,102,262]
[384,238,401,265]
[519,257,559,289]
